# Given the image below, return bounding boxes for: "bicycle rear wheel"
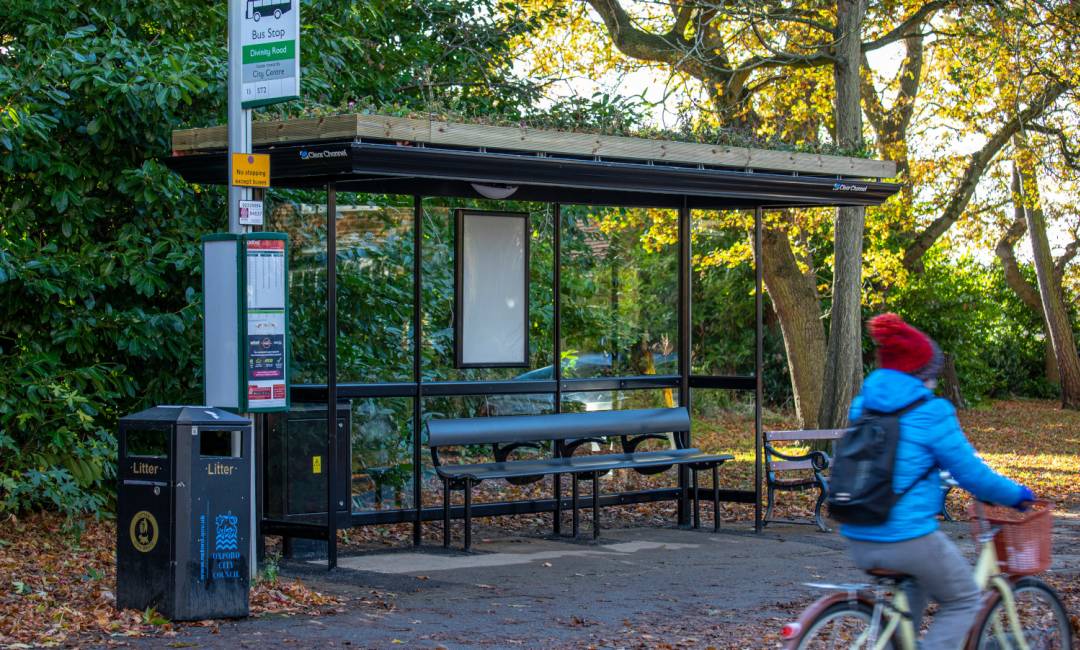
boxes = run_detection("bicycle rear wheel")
[795,601,897,650]
[971,577,1072,650]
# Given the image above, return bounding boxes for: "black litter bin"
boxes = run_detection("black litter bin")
[117,406,253,620]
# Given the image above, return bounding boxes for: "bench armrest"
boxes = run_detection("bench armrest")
[764,444,831,471]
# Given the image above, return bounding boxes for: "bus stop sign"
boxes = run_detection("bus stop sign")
[239,0,299,108]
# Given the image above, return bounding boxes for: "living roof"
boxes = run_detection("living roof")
[166,113,901,209]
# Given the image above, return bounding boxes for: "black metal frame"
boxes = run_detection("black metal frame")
[453,209,531,369]
[289,191,766,567]
[762,441,833,533]
[427,408,733,550]
[163,141,899,569]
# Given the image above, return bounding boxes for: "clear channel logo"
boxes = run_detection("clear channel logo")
[299,149,348,160]
[832,182,868,192]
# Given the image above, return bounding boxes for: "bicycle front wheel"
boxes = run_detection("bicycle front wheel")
[796,601,896,650]
[971,577,1072,650]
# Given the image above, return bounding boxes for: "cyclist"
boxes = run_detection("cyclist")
[840,313,1034,650]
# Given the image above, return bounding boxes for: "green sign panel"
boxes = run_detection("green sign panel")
[239,0,300,109]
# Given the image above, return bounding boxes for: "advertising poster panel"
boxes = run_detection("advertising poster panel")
[244,237,288,411]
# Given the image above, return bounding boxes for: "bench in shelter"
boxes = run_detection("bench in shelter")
[763,428,845,532]
[428,407,734,550]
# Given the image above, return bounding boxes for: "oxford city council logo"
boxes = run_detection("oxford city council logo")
[130,510,159,553]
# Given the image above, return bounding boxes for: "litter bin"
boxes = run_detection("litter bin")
[116,406,253,620]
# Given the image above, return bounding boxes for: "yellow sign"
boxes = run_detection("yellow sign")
[312,455,322,474]
[231,153,270,187]
[130,510,159,553]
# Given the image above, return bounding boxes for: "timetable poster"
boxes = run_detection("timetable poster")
[245,238,287,411]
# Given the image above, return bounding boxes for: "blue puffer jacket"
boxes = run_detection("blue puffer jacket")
[839,369,1025,542]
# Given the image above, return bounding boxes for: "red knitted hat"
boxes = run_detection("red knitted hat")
[867,313,934,374]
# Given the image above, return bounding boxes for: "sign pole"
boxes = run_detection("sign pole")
[228,0,252,235]
[224,0,299,576]
[228,0,252,578]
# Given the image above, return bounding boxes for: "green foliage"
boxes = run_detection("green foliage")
[0,1,226,515]
[0,0,551,516]
[886,250,1058,403]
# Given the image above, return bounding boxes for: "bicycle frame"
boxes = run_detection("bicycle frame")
[866,537,1026,650]
[784,533,1030,650]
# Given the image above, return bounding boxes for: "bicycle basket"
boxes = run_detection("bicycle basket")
[967,500,1053,576]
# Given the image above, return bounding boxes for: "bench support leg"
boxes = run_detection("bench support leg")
[712,464,721,533]
[553,474,562,536]
[692,468,701,529]
[442,479,451,548]
[464,480,473,551]
[813,478,829,533]
[677,464,690,528]
[571,474,580,538]
[592,475,600,540]
[762,483,775,528]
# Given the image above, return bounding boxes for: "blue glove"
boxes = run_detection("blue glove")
[1014,486,1035,510]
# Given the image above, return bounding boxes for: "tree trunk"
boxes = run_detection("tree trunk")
[1015,145,1080,408]
[819,0,868,429]
[995,168,1060,385]
[759,225,827,429]
[1045,344,1060,385]
[940,353,966,409]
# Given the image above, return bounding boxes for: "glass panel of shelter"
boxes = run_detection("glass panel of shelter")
[559,205,679,382]
[689,209,764,522]
[264,191,760,525]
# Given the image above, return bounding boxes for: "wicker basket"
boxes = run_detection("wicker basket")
[968,500,1053,576]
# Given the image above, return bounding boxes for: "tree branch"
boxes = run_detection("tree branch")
[1027,123,1080,171]
[1055,235,1080,280]
[862,0,949,52]
[902,80,1069,270]
[996,169,1042,311]
[586,0,690,67]
[671,1,694,37]
[860,54,888,134]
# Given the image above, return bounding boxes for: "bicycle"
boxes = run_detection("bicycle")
[780,496,1072,649]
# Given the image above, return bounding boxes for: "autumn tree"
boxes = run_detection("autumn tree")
[523,0,1079,422]
[1013,141,1080,407]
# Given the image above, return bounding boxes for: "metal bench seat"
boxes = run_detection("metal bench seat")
[435,448,732,482]
[428,407,734,550]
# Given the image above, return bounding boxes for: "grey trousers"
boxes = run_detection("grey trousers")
[848,530,982,650]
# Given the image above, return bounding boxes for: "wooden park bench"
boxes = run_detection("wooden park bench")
[763,428,846,532]
[428,407,734,550]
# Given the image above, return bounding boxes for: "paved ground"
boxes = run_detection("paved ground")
[135,512,1080,650]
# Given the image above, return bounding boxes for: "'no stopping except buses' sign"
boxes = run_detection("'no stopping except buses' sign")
[239,0,300,109]
[231,153,270,187]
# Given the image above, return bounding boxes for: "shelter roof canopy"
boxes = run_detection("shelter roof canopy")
[166,113,901,209]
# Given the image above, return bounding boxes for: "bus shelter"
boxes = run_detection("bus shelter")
[167,114,900,567]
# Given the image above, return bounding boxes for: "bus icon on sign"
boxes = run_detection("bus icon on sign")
[246,0,290,21]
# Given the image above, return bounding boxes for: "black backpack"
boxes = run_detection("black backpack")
[827,397,933,525]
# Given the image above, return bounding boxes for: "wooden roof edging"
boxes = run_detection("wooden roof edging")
[171,113,897,179]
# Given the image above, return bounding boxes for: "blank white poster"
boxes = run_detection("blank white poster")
[459,212,527,366]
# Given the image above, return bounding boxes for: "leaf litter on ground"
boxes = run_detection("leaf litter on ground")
[2,398,1077,647]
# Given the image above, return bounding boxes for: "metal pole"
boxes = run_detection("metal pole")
[412,195,423,546]
[754,206,764,533]
[552,203,562,536]
[677,197,691,527]
[228,0,254,577]
[227,0,252,234]
[326,184,338,568]
[553,203,563,413]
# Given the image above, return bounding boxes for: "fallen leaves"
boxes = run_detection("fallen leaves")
[1,399,1075,648]
[0,513,342,647]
